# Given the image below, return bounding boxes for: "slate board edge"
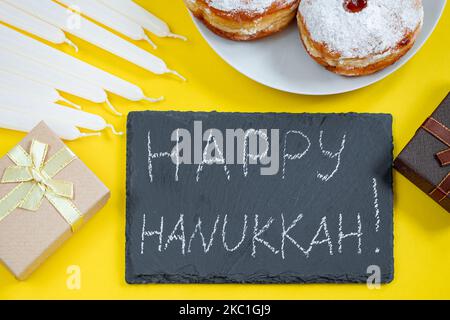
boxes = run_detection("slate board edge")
[126,273,394,285]
[127,110,393,119]
[125,111,394,285]
[125,115,135,285]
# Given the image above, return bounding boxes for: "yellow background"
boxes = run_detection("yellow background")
[0,0,449,300]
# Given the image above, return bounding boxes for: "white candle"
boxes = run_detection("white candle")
[99,0,187,40]
[0,70,81,109]
[6,0,185,80]
[0,1,78,51]
[0,48,122,116]
[0,24,163,102]
[56,0,157,49]
[0,93,123,135]
[0,108,99,141]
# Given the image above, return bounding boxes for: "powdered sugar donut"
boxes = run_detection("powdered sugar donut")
[297,0,424,76]
[185,0,300,41]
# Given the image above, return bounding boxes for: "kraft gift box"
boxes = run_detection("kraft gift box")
[0,122,110,280]
[394,92,450,213]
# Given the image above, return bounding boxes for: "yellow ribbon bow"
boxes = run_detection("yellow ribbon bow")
[0,140,82,231]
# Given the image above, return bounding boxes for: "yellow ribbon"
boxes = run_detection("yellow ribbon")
[0,140,82,231]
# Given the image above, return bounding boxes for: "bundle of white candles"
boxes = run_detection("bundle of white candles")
[0,70,81,109]
[6,0,185,78]
[57,0,159,49]
[0,1,78,51]
[99,0,187,41]
[0,0,186,140]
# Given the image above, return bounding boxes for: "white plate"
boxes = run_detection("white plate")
[190,0,446,95]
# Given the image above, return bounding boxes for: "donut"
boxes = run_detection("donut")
[185,0,300,41]
[297,0,424,76]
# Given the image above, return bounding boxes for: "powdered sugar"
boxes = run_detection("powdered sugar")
[207,0,296,14]
[299,0,424,58]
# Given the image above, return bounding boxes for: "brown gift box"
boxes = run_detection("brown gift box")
[394,93,450,213]
[0,122,110,280]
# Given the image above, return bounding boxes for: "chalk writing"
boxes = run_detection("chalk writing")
[282,130,311,180]
[338,213,363,254]
[243,130,269,177]
[147,130,179,182]
[196,130,231,181]
[306,216,333,257]
[317,131,346,182]
[141,212,370,259]
[140,214,163,254]
[252,215,279,257]
[372,178,381,233]
[148,123,348,182]
[281,213,307,259]
[164,214,186,255]
[187,215,220,253]
[222,214,248,252]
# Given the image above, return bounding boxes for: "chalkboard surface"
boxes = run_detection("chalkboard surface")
[126,111,393,284]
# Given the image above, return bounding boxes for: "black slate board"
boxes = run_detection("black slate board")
[126,111,393,284]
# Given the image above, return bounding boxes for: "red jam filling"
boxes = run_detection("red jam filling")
[344,0,368,13]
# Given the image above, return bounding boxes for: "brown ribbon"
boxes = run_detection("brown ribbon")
[421,117,450,202]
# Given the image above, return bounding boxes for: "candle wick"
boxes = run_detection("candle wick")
[80,132,102,138]
[64,38,79,53]
[143,35,157,49]
[105,99,123,116]
[143,96,164,103]
[105,124,124,136]
[59,97,81,110]
[168,70,186,82]
[168,33,187,41]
